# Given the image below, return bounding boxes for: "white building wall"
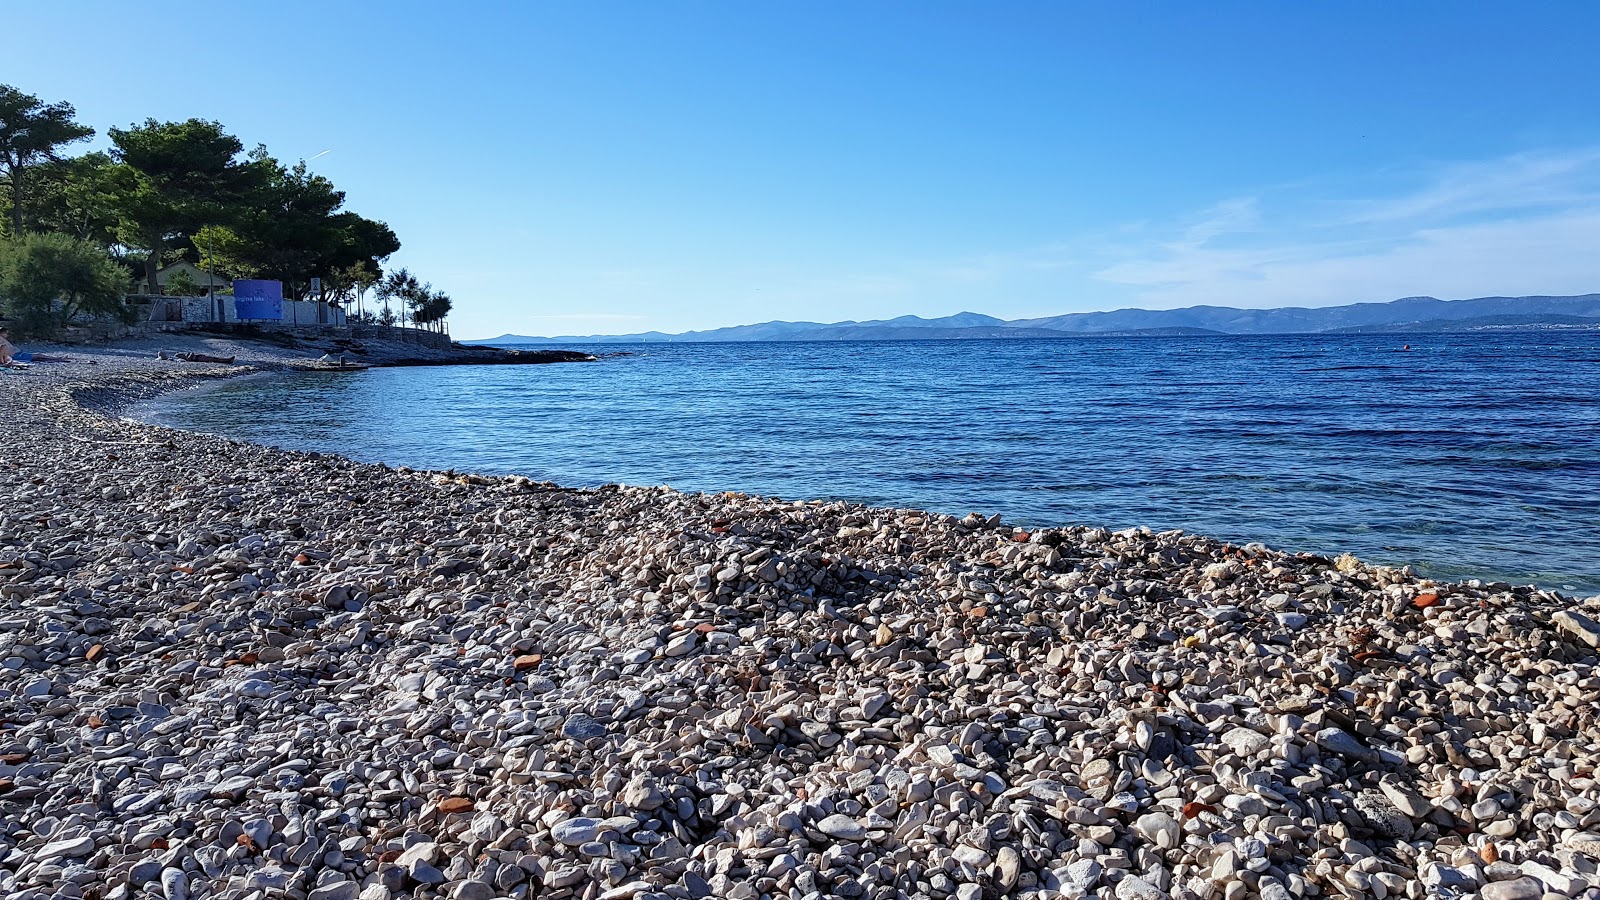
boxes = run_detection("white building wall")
[174,296,346,326]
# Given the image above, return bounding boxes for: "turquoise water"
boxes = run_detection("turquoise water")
[141,333,1600,593]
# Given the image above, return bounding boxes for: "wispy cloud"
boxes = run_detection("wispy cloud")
[1343,149,1600,225]
[1176,197,1261,245]
[1091,147,1600,308]
[462,148,1600,337]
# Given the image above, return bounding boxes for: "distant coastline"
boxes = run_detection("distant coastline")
[467,292,1600,345]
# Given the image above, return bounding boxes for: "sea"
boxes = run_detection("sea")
[138,332,1600,594]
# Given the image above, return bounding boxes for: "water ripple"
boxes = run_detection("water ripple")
[139,333,1600,593]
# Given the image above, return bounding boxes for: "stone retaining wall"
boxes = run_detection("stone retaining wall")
[123,295,452,348]
[171,296,346,326]
[349,324,453,350]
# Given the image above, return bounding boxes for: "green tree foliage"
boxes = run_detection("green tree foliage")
[0,89,447,325]
[107,119,256,294]
[195,153,399,302]
[0,232,130,335]
[0,84,96,236]
[331,214,401,297]
[23,152,128,249]
[326,261,380,315]
[375,267,420,327]
[372,267,452,332]
[163,268,203,297]
[411,289,453,333]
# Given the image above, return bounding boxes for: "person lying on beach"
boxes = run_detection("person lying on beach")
[0,328,31,368]
[156,349,235,364]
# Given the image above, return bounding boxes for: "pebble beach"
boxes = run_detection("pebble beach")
[3,344,1600,900]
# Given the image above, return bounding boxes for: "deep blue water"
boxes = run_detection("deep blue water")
[140,333,1600,593]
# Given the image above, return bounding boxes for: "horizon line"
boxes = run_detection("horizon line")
[462,289,1600,342]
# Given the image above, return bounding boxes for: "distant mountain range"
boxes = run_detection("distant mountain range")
[466,293,1600,345]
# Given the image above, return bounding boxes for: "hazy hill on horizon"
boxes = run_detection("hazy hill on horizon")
[467,293,1600,344]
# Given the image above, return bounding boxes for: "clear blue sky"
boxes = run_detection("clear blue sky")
[13,2,1600,338]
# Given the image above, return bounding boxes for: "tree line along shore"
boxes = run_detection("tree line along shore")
[0,83,453,340]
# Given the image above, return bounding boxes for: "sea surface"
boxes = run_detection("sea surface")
[140,333,1600,593]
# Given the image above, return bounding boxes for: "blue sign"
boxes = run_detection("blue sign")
[233,280,283,320]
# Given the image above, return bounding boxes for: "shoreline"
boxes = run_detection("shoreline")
[27,332,598,423]
[2,340,1599,900]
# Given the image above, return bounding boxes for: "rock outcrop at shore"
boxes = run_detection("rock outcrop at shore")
[1,351,1598,900]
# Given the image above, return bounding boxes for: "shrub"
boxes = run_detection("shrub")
[0,232,130,336]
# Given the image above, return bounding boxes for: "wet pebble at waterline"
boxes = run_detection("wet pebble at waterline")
[2,351,1600,900]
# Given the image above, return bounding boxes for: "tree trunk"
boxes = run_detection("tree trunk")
[8,160,24,235]
[144,245,162,295]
